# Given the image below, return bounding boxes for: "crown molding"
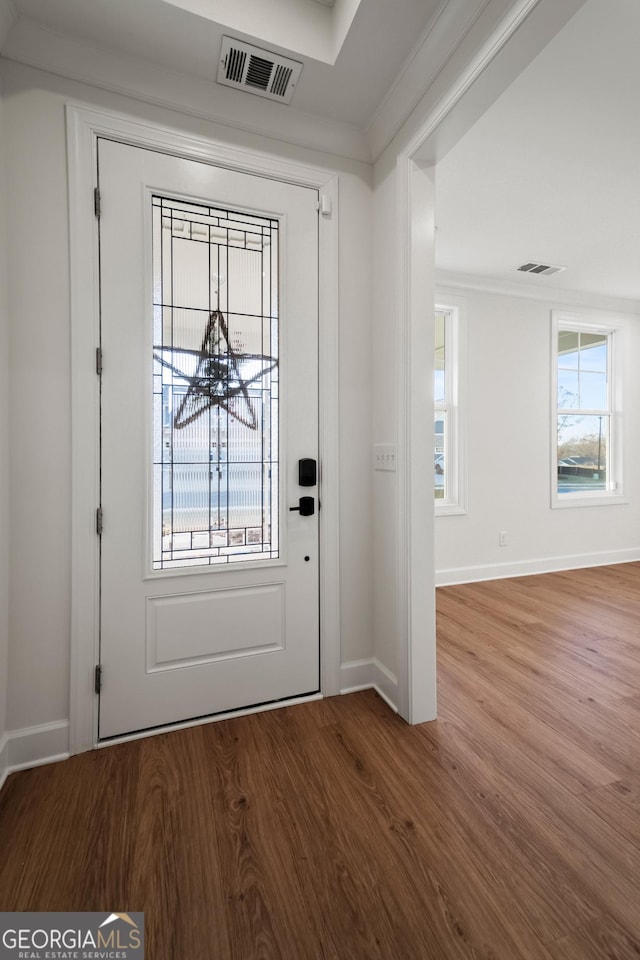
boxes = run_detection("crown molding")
[367,0,493,161]
[0,0,17,50]
[436,270,640,315]
[1,16,371,164]
[1,1,586,169]
[371,0,588,166]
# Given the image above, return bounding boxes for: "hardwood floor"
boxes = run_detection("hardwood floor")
[1,563,640,958]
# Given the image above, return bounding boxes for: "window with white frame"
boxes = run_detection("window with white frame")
[434,303,465,513]
[553,313,621,505]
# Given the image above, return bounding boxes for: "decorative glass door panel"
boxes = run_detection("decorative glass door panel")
[99,139,318,738]
[152,195,279,569]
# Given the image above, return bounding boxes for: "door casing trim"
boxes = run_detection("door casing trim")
[67,104,341,754]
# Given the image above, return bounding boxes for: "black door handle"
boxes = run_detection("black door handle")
[289,496,315,516]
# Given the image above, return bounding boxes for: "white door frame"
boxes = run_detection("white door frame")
[66,105,341,753]
[393,155,437,724]
[392,0,587,723]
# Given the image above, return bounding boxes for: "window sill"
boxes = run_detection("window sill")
[435,503,468,517]
[552,494,629,509]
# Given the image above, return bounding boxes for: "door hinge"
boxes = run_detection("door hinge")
[94,664,102,694]
[94,187,101,219]
[96,507,103,536]
[96,347,103,375]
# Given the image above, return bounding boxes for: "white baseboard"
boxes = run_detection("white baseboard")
[371,659,399,712]
[339,658,374,694]
[436,547,640,587]
[0,733,8,793]
[340,658,399,713]
[0,663,402,791]
[0,720,70,792]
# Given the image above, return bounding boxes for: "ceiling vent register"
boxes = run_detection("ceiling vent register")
[217,37,303,105]
[517,262,567,277]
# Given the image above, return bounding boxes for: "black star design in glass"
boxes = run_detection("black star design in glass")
[154,310,277,430]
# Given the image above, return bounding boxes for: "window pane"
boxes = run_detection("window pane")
[580,334,607,372]
[558,329,608,410]
[557,415,608,494]
[580,371,607,410]
[558,369,579,408]
[558,329,579,368]
[434,411,446,500]
[435,310,446,403]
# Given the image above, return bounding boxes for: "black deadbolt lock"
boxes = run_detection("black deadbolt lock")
[298,458,317,487]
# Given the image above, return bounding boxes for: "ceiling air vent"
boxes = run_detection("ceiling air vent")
[217,37,302,105]
[517,261,567,277]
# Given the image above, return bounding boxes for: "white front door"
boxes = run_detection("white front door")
[97,138,320,739]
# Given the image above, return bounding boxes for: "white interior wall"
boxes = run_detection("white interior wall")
[0,0,593,754]
[367,0,593,722]
[371,150,400,683]
[0,74,10,780]
[366,0,564,720]
[370,145,438,720]
[1,59,373,736]
[435,285,640,584]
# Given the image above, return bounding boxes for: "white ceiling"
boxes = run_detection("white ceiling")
[435,0,640,305]
[6,0,443,127]
[6,0,630,304]
[159,0,359,64]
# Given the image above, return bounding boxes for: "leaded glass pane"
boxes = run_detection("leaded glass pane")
[152,195,279,570]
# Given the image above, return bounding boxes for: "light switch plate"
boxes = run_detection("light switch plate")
[374,444,397,471]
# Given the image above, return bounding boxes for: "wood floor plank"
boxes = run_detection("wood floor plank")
[419,712,640,944]
[126,727,233,960]
[0,742,141,910]
[328,707,575,952]
[438,624,620,793]
[440,603,638,703]
[244,707,454,960]
[499,633,637,700]
[438,607,640,784]
[547,915,640,960]
[577,778,640,855]
[2,562,640,958]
